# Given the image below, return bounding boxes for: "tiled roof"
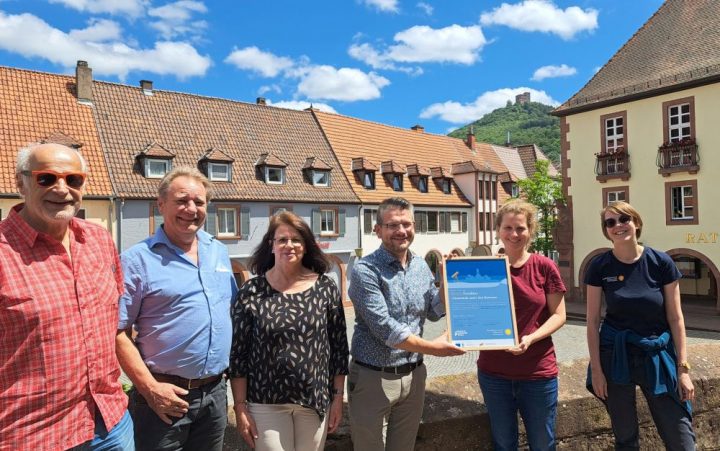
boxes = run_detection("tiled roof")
[312,111,507,207]
[491,145,528,181]
[256,153,287,167]
[200,147,235,163]
[138,142,175,158]
[406,164,430,177]
[91,82,358,202]
[515,144,559,177]
[380,160,405,174]
[555,0,720,114]
[0,66,112,196]
[303,157,331,170]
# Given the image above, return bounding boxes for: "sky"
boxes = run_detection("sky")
[0,0,664,135]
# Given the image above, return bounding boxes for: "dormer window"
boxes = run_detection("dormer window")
[511,184,519,197]
[418,176,428,193]
[265,167,285,184]
[146,159,170,178]
[363,171,375,189]
[313,170,330,186]
[208,162,230,182]
[392,174,403,191]
[441,178,451,194]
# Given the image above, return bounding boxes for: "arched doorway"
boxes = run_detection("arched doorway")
[471,244,492,256]
[577,248,612,303]
[231,259,250,287]
[666,248,720,313]
[325,254,349,306]
[425,249,443,286]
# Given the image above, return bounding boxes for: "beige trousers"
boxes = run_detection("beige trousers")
[347,362,427,451]
[248,403,328,451]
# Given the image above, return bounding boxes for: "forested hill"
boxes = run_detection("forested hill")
[447,101,560,164]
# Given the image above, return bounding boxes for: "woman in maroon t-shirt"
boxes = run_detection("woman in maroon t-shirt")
[477,199,567,451]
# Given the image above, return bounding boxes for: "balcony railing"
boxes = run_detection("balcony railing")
[595,148,630,182]
[657,140,699,176]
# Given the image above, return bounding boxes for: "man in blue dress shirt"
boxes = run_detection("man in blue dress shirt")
[348,197,465,451]
[116,167,238,451]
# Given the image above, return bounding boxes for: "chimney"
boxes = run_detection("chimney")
[256,97,267,106]
[465,125,476,149]
[411,124,424,133]
[140,80,153,96]
[75,60,93,105]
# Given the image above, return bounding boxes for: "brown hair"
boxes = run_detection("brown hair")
[495,199,538,240]
[600,201,643,241]
[249,211,330,275]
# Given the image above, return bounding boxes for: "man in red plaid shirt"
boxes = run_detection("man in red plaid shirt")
[0,143,133,450]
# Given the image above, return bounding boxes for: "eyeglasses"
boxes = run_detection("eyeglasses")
[603,214,632,229]
[273,237,304,247]
[381,221,415,231]
[21,170,86,189]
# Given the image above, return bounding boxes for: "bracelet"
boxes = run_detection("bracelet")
[235,400,249,406]
[332,388,344,396]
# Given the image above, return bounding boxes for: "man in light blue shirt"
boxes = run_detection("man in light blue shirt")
[116,167,237,451]
[348,197,464,451]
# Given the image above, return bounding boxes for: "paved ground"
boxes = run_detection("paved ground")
[343,307,720,380]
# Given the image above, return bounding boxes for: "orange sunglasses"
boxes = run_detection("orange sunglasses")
[21,170,87,188]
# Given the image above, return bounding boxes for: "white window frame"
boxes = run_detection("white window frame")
[208,162,230,182]
[605,116,624,153]
[265,166,285,184]
[320,209,336,236]
[668,103,691,143]
[511,184,519,198]
[607,190,626,204]
[392,174,403,191]
[217,207,238,237]
[313,170,330,187]
[671,185,694,220]
[146,159,170,179]
[450,212,461,233]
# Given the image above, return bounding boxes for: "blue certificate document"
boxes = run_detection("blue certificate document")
[443,256,518,350]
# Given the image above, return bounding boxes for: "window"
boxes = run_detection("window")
[604,116,624,152]
[441,179,451,194]
[480,212,492,232]
[208,163,230,182]
[427,211,438,233]
[217,207,238,237]
[414,211,428,233]
[313,170,330,186]
[265,167,284,184]
[479,180,497,200]
[363,171,375,189]
[150,203,163,234]
[146,159,170,178]
[602,186,629,207]
[320,209,336,235]
[417,176,428,193]
[450,212,461,232]
[363,209,377,234]
[392,174,403,191]
[511,184,519,198]
[665,180,698,225]
[669,103,691,142]
[605,157,625,174]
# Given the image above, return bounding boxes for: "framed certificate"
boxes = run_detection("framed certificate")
[443,256,518,350]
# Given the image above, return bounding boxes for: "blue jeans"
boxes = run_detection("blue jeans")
[478,371,558,451]
[69,409,135,451]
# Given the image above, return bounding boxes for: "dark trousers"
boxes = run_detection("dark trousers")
[129,377,227,451]
[600,347,695,451]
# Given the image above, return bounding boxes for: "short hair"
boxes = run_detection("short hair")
[157,166,213,201]
[495,199,538,239]
[600,201,643,240]
[16,143,88,174]
[376,197,414,225]
[249,211,330,276]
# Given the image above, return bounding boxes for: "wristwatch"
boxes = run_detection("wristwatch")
[677,361,691,371]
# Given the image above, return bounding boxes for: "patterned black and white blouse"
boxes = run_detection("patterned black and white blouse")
[229,274,349,419]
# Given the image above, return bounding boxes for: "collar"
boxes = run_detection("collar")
[376,245,415,267]
[149,225,213,252]
[4,203,86,248]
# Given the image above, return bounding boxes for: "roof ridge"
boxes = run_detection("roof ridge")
[0,64,74,80]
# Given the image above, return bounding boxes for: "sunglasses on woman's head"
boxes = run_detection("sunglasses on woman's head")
[21,170,86,189]
[603,214,632,229]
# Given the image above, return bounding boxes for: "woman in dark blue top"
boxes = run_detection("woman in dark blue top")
[585,201,695,450]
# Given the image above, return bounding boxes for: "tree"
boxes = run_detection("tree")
[517,159,564,256]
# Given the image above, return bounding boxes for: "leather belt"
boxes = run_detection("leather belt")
[151,372,223,390]
[353,359,424,375]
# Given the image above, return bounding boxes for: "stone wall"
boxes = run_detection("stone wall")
[226,343,720,450]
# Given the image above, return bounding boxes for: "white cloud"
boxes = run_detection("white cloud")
[267,100,337,114]
[68,18,122,42]
[531,63,577,81]
[362,0,399,13]
[480,0,598,40]
[48,0,148,17]
[0,11,211,79]
[417,2,433,15]
[148,1,207,40]
[224,47,294,78]
[350,24,486,70]
[296,66,390,101]
[258,84,282,96]
[420,87,559,124]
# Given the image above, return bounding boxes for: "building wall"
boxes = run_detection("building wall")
[1,198,113,234]
[565,84,720,305]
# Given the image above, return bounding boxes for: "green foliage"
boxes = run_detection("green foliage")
[517,160,564,256]
[448,102,560,164]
